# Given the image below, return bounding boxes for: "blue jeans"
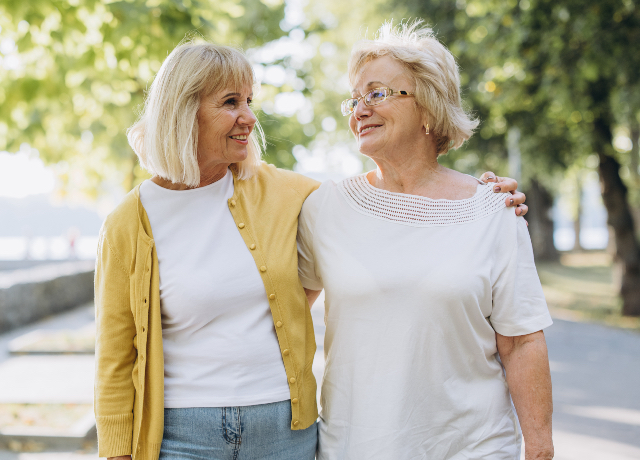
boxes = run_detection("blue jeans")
[159,400,317,460]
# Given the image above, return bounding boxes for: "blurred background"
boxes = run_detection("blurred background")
[0,0,639,458]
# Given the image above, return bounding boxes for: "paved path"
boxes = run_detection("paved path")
[1,296,639,459]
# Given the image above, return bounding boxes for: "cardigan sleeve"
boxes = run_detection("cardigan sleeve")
[94,227,137,457]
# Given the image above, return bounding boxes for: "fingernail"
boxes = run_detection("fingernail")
[510,199,514,205]
[494,186,501,192]
[487,176,495,181]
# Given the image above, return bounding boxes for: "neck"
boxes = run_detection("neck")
[368,148,442,195]
[151,164,230,190]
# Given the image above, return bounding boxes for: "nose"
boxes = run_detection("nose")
[353,98,371,120]
[238,104,257,127]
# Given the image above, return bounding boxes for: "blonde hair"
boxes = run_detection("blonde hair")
[349,20,478,155]
[128,41,264,186]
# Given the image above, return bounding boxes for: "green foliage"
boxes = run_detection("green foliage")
[0,0,286,195]
[393,0,640,191]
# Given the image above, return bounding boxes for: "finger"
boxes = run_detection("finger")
[516,204,528,217]
[505,191,526,207]
[479,171,497,183]
[493,176,518,194]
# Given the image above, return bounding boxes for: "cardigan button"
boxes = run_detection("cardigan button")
[269,293,276,300]
[229,199,236,207]
[260,266,267,272]
[292,398,298,404]
[249,244,256,250]
[276,321,283,328]
[293,420,299,426]
[238,223,245,229]
[289,377,296,384]
[282,349,289,356]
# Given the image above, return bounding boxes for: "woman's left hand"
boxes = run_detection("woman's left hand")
[480,171,528,217]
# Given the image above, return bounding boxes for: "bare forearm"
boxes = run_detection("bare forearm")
[498,331,553,460]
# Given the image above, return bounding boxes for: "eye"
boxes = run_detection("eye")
[247,97,253,106]
[224,98,238,106]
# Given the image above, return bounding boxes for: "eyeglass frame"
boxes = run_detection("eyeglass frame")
[341,87,415,116]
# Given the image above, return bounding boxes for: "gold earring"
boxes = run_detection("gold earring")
[425,124,430,135]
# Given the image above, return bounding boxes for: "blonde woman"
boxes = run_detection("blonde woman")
[298,22,554,460]
[94,43,319,460]
[95,40,526,460]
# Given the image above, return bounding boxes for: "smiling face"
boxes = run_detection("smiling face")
[348,56,428,162]
[196,85,257,174]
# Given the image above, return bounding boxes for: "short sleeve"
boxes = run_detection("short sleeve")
[490,216,553,336]
[297,187,325,290]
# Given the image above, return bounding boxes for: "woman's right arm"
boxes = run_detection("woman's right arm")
[95,231,138,458]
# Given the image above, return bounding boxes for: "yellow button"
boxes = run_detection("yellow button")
[269,293,276,300]
[260,266,267,272]
[293,420,299,426]
[250,244,256,250]
[276,321,283,328]
[238,223,245,229]
[282,349,290,356]
[289,377,296,384]
[230,199,236,207]
[291,398,298,404]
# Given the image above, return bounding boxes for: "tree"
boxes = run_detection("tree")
[0,0,288,197]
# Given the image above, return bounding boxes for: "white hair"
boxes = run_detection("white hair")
[349,20,479,155]
[127,41,264,186]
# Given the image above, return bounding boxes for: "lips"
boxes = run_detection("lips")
[359,124,382,135]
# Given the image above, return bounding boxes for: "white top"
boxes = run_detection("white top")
[297,174,553,460]
[139,170,290,408]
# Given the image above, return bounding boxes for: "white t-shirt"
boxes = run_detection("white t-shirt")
[139,170,290,408]
[297,174,553,460]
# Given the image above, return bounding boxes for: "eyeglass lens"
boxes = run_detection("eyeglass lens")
[343,88,390,115]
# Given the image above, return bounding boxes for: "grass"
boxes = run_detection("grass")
[537,251,640,331]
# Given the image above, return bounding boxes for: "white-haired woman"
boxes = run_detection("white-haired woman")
[298,22,554,460]
[94,40,526,460]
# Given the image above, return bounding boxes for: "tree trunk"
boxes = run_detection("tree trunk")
[630,121,639,187]
[573,175,583,252]
[524,179,559,262]
[590,81,640,316]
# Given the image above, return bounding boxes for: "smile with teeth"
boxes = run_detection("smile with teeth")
[229,134,248,140]
[360,125,381,135]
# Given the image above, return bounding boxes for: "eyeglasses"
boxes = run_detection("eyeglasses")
[341,87,415,116]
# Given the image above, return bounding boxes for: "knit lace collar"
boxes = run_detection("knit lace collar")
[337,173,507,227]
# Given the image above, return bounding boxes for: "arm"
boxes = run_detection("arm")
[304,288,322,308]
[95,232,137,458]
[480,171,528,217]
[496,330,553,460]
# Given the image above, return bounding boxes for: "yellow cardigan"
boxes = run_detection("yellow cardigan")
[94,163,320,459]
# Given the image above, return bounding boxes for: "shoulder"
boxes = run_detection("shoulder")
[251,162,320,198]
[303,179,341,211]
[442,168,483,200]
[100,186,142,251]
